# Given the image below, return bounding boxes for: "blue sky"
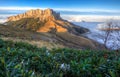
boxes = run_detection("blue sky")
[0,0,120,10]
[0,0,120,16]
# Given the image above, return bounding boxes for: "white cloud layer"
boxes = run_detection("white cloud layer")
[0,6,120,13]
[61,15,120,22]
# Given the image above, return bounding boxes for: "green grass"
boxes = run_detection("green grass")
[0,39,120,77]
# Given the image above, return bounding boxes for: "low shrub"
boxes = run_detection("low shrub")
[0,39,120,77]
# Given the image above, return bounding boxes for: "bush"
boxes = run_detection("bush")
[0,39,5,48]
[0,39,120,77]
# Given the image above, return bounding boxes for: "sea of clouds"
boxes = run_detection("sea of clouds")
[62,15,120,22]
[73,20,120,50]
[1,13,120,23]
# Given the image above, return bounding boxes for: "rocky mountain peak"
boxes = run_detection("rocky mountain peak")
[7,8,88,34]
[7,8,61,21]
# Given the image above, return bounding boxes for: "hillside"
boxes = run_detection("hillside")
[0,8,106,50]
[0,39,120,77]
[0,24,105,50]
[0,24,65,49]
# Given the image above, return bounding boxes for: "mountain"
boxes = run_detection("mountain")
[2,9,105,50]
[7,8,88,34]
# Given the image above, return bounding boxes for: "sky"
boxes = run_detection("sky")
[0,0,120,16]
[0,0,120,23]
[0,0,120,10]
[0,0,120,9]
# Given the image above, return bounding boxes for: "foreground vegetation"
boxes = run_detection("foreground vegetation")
[0,39,120,77]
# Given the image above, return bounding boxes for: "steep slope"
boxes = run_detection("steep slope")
[7,8,88,34]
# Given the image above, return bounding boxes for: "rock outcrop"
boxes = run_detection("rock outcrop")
[7,8,88,33]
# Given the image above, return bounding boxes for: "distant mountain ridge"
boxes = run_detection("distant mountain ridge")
[7,8,88,34]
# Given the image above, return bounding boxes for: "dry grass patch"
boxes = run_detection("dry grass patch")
[1,37,65,50]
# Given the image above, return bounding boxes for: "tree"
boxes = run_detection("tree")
[98,20,120,50]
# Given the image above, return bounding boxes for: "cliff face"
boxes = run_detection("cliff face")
[7,8,88,33]
[8,9,61,22]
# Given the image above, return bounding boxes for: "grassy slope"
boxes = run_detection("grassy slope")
[0,39,120,77]
[7,18,46,31]
[56,32,105,50]
[0,24,105,50]
[0,24,51,40]
[0,24,65,49]
[5,17,105,50]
